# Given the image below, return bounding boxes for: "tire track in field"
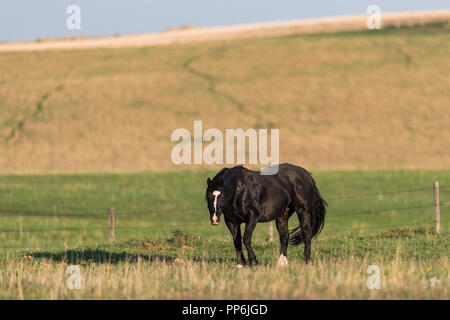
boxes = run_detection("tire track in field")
[4,62,76,143]
[182,45,262,122]
[4,84,64,142]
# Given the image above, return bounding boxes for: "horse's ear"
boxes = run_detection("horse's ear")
[207,178,212,187]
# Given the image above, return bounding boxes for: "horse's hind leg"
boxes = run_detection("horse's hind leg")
[275,213,290,266]
[296,209,312,263]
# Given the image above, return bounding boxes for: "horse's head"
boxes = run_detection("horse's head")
[206,177,225,226]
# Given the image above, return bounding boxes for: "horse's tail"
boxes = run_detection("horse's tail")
[289,176,327,246]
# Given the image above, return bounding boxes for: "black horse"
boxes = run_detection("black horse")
[205,163,326,267]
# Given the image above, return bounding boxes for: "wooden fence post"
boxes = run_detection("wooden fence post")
[433,181,440,235]
[108,207,115,243]
[268,221,273,242]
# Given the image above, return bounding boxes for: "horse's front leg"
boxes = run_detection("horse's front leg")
[225,219,246,267]
[243,217,258,266]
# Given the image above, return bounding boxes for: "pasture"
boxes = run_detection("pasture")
[0,22,449,300]
[0,170,448,299]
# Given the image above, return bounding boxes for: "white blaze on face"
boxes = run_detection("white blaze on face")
[212,190,221,224]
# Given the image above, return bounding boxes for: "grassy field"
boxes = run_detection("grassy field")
[0,170,448,299]
[1,24,449,299]
[0,25,449,173]
[1,230,448,299]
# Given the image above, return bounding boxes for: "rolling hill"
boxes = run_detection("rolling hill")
[0,23,449,173]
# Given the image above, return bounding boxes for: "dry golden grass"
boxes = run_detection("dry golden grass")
[1,227,448,299]
[0,27,449,174]
[1,257,448,299]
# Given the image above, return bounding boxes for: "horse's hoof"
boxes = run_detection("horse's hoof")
[277,254,289,267]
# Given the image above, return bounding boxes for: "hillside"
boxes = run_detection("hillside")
[0,24,449,173]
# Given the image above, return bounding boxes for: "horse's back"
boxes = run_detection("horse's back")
[248,163,315,200]
[230,163,312,190]
[278,163,313,180]
[257,163,313,187]
[276,163,311,177]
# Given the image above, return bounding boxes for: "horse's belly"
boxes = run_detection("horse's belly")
[257,199,290,222]
[224,210,246,223]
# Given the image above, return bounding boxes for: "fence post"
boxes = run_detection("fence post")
[433,181,440,235]
[268,221,273,242]
[108,207,115,243]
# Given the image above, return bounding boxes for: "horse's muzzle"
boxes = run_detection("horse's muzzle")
[211,214,219,226]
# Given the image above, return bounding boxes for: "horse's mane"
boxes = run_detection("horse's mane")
[211,167,230,187]
[207,165,260,204]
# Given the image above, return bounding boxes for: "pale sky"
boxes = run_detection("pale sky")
[0,0,448,42]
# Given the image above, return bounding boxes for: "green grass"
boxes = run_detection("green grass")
[0,170,448,299]
[20,228,448,266]
[0,169,448,253]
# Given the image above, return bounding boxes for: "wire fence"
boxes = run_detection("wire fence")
[326,185,450,201]
[0,184,448,240]
[327,203,449,218]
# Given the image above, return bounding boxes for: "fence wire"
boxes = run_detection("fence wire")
[0,185,448,237]
[327,203,450,219]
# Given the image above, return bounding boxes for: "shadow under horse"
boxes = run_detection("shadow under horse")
[205,163,327,267]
